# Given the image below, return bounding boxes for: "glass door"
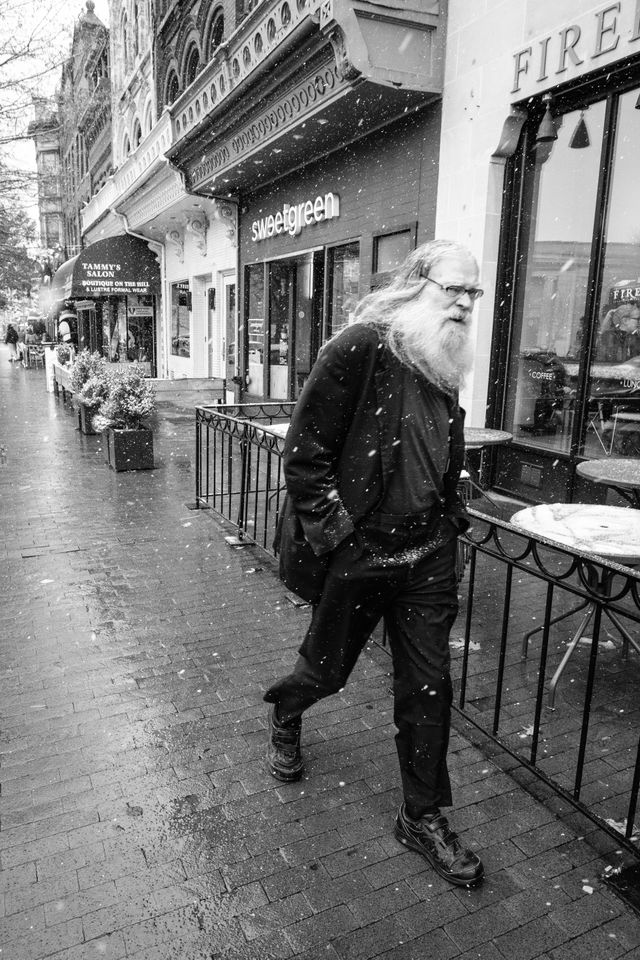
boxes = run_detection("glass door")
[265,253,321,400]
[222,275,236,388]
[268,261,295,399]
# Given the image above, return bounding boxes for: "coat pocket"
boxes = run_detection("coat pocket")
[275,495,329,604]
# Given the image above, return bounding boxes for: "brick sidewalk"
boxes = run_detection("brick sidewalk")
[1,347,640,959]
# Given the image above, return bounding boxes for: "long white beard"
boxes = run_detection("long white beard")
[394,300,474,393]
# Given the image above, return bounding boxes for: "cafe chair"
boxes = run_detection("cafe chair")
[29,345,45,369]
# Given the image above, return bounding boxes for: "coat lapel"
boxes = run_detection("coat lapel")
[374,348,405,502]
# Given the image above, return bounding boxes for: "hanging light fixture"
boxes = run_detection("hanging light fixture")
[535,93,558,143]
[569,109,590,148]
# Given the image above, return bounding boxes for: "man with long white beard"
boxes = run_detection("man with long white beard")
[264,239,484,888]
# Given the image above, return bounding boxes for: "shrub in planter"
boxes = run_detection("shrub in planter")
[55,344,72,365]
[70,351,106,434]
[69,349,105,393]
[92,364,157,471]
[75,368,111,435]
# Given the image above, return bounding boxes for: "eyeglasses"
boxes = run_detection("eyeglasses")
[420,272,484,302]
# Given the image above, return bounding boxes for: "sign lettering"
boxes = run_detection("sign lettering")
[512,0,639,96]
[251,193,340,242]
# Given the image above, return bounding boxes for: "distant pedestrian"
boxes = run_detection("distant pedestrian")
[265,239,484,888]
[4,324,19,361]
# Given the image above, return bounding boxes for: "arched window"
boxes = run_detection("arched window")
[184,45,201,88]
[132,119,142,149]
[165,70,180,106]
[143,101,153,134]
[122,134,130,158]
[207,9,224,59]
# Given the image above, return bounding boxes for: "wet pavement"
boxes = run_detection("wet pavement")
[1,345,640,960]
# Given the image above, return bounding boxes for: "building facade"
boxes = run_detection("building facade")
[29,1,113,340]
[167,0,444,399]
[79,0,241,382]
[436,0,640,503]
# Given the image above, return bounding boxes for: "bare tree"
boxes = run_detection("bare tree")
[0,0,75,145]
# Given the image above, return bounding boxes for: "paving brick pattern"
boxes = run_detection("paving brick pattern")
[1,346,640,958]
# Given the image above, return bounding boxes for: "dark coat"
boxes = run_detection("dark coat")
[277,324,469,601]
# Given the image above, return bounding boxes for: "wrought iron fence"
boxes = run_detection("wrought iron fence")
[194,404,640,857]
[458,516,640,856]
[195,402,294,549]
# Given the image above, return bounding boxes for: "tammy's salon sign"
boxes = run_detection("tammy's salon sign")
[78,261,155,296]
[512,1,640,98]
[68,235,160,298]
[251,192,340,242]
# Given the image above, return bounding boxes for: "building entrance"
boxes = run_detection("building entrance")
[246,251,322,400]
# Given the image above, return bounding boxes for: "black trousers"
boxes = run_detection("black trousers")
[265,517,460,816]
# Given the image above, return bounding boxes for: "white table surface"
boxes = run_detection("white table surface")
[256,423,514,446]
[511,503,640,565]
[576,458,640,492]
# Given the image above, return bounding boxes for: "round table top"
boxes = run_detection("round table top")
[256,423,515,445]
[465,427,513,449]
[254,421,289,437]
[511,503,640,564]
[576,458,640,491]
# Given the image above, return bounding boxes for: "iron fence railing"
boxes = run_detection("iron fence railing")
[194,405,640,857]
[195,403,294,549]
[458,514,640,855]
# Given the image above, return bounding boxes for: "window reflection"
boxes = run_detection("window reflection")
[504,101,606,454]
[589,88,640,458]
[246,264,264,394]
[326,241,359,338]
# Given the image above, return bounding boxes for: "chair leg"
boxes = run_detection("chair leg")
[521,600,590,660]
[603,609,640,659]
[548,604,595,708]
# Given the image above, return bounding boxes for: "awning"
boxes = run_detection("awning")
[49,235,160,301]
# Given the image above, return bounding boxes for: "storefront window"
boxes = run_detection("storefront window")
[503,101,606,455]
[326,242,360,338]
[126,295,154,368]
[171,282,190,357]
[372,230,412,289]
[588,88,640,458]
[246,263,265,394]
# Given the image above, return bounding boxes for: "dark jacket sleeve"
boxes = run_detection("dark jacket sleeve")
[283,326,377,555]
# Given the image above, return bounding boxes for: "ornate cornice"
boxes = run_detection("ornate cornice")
[126,170,186,229]
[188,55,346,191]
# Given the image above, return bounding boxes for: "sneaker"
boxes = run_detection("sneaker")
[395,803,484,887]
[266,705,304,782]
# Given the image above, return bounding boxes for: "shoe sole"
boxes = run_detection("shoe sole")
[266,752,304,782]
[394,825,484,888]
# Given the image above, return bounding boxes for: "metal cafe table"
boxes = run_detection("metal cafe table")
[258,423,514,448]
[576,458,640,508]
[512,503,640,706]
